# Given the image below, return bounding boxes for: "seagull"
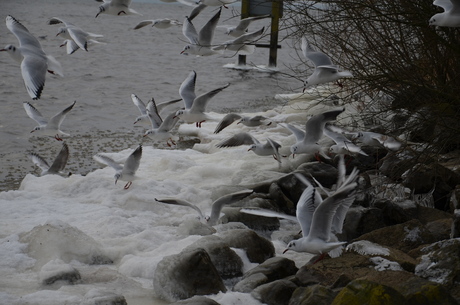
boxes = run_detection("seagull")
[141,98,181,146]
[323,124,368,157]
[134,18,182,30]
[216,132,282,162]
[155,189,253,225]
[217,14,270,37]
[131,94,181,125]
[95,0,142,17]
[280,108,345,159]
[47,17,104,53]
[429,0,460,27]
[350,130,402,151]
[301,37,352,89]
[174,70,229,127]
[197,0,238,7]
[23,101,76,141]
[214,113,271,134]
[181,7,223,56]
[283,164,359,262]
[93,144,142,189]
[1,15,64,100]
[28,142,71,177]
[213,27,264,55]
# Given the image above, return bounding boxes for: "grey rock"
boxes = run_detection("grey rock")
[288,285,337,305]
[170,295,220,305]
[153,248,226,302]
[252,279,298,305]
[184,235,243,279]
[219,229,275,263]
[221,207,280,232]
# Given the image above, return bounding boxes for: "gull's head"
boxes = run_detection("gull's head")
[283,240,298,254]
[114,173,121,184]
[143,130,153,137]
[0,44,16,53]
[174,109,185,118]
[248,144,257,152]
[237,117,247,124]
[429,14,440,26]
[56,27,67,37]
[290,145,297,158]
[180,45,191,55]
[30,126,42,133]
[95,5,105,18]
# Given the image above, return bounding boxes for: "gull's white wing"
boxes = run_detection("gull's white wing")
[301,37,333,67]
[331,167,359,234]
[6,15,43,51]
[294,173,321,237]
[232,27,264,44]
[303,108,344,144]
[433,0,453,11]
[308,177,357,242]
[158,112,180,132]
[179,70,197,109]
[48,142,69,173]
[28,152,50,171]
[23,102,47,125]
[208,189,253,225]
[189,3,207,21]
[47,17,72,27]
[110,0,133,7]
[133,20,154,29]
[131,94,148,116]
[266,137,282,163]
[155,198,204,219]
[190,83,229,114]
[182,17,199,44]
[20,54,47,99]
[216,132,258,148]
[198,7,221,46]
[93,153,123,172]
[47,101,76,130]
[279,123,305,142]
[214,113,242,134]
[156,98,182,114]
[122,144,142,177]
[235,15,270,32]
[240,208,298,222]
[146,98,163,129]
[67,27,89,51]
[62,39,80,54]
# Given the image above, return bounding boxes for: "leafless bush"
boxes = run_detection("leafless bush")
[280,0,460,154]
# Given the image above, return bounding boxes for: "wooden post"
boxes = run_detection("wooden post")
[238,0,250,67]
[269,0,281,68]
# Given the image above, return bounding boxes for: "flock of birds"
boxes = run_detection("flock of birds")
[1,0,456,258]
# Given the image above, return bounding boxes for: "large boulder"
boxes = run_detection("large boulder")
[170,296,220,305]
[331,279,406,305]
[183,235,243,279]
[220,207,280,232]
[233,257,298,292]
[153,248,226,302]
[218,229,275,263]
[289,285,337,305]
[355,219,438,253]
[20,220,112,270]
[252,279,298,305]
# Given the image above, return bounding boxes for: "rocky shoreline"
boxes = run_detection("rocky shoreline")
[153,144,460,305]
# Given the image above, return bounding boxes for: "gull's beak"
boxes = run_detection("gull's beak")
[30,130,35,133]
[0,49,6,52]
[283,248,289,254]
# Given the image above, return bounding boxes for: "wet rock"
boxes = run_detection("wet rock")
[452,210,460,238]
[294,266,326,287]
[20,220,112,269]
[426,218,452,241]
[268,182,296,215]
[183,235,243,279]
[252,279,298,305]
[373,199,413,225]
[220,207,280,232]
[170,295,220,305]
[397,276,458,305]
[84,289,128,305]
[331,279,406,305]
[356,219,438,253]
[218,229,275,263]
[415,239,460,294]
[297,162,338,189]
[39,259,81,286]
[289,285,337,305]
[153,248,226,302]
[341,206,386,241]
[233,257,298,293]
